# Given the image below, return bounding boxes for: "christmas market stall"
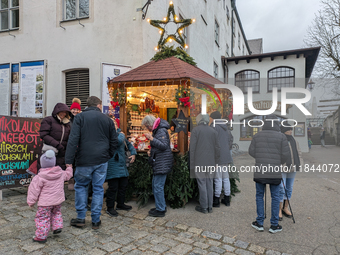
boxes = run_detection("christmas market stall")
[106,56,236,208]
[104,1,237,208]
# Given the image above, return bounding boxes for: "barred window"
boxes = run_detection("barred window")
[235,70,260,93]
[268,67,295,92]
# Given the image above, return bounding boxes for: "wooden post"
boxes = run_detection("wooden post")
[177,105,189,155]
[120,104,127,135]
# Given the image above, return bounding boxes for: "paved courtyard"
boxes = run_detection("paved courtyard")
[1,145,339,255]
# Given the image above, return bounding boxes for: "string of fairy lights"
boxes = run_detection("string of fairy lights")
[146,1,195,51]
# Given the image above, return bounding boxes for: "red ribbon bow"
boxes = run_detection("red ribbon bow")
[179,97,190,107]
[179,97,190,103]
[110,101,119,108]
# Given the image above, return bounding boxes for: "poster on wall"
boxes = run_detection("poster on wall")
[0,116,42,189]
[19,61,45,118]
[0,64,11,116]
[102,63,131,115]
[11,64,19,117]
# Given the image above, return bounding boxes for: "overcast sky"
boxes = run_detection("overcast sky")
[236,0,322,53]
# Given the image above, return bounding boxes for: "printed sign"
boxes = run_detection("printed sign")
[19,61,45,118]
[102,63,131,115]
[0,116,42,189]
[0,64,11,116]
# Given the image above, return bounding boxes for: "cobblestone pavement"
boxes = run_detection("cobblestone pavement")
[0,187,290,255]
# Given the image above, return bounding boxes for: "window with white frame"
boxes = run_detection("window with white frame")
[215,19,219,45]
[226,6,230,20]
[226,43,229,57]
[242,45,245,55]
[213,62,218,78]
[64,0,89,21]
[223,0,225,9]
[235,70,260,93]
[232,17,235,33]
[238,32,241,49]
[233,34,235,49]
[0,0,19,31]
[268,67,295,92]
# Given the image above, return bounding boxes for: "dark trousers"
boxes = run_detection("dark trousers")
[106,177,128,209]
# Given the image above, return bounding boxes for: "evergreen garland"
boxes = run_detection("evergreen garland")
[125,152,240,209]
[111,87,126,106]
[175,85,191,106]
[151,45,197,66]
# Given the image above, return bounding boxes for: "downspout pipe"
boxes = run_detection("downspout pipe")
[231,0,236,57]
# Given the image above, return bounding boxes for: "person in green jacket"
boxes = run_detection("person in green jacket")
[106,120,136,217]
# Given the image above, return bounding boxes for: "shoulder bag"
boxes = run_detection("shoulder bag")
[42,125,65,155]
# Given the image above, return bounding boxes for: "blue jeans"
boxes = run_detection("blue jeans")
[74,162,108,223]
[152,174,167,211]
[280,172,296,202]
[255,182,280,226]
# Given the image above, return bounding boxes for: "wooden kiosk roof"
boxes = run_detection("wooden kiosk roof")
[110,56,223,85]
[109,57,225,155]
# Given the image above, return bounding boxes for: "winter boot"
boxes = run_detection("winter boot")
[221,196,230,206]
[213,196,220,207]
[279,202,283,221]
[282,200,292,218]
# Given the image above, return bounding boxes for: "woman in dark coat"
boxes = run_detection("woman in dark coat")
[106,119,136,217]
[143,115,173,217]
[39,103,71,170]
[279,124,303,220]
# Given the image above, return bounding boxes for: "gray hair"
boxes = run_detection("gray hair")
[196,114,209,125]
[142,115,156,127]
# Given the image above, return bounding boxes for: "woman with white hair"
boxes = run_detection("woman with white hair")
[142,115,173,217]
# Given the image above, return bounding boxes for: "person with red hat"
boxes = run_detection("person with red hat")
[70,98,81,124]
[68,98,81,190]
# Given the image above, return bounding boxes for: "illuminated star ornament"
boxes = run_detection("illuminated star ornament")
[147,1,195,50]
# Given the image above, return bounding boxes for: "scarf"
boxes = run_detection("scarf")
[285,134,300,168]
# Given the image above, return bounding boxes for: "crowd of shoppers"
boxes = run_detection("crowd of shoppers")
[27,100,304,242]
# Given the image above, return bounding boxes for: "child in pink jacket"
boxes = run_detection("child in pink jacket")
[27,150,73,243]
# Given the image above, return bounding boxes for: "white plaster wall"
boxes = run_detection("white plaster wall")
[0,0,248,116]
[227,55,309,152]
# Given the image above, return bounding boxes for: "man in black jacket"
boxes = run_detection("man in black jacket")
[66,96,117,230]
[248,114,290,234]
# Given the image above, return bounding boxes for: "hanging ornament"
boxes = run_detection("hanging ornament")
[175,85,194,107]
[149,1,195,49]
